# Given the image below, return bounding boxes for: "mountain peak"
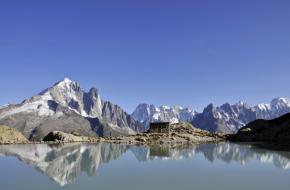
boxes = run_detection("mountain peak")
[271,97,289,105]
[236,100,246,106]
[88,87,99,96]
[38,78,81,97]
[54,77,79,87]
[62,77,73,83]
[203,103,215,112]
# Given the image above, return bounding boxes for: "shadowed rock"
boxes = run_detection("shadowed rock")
[229,113,290,146]
[43,131,95,142]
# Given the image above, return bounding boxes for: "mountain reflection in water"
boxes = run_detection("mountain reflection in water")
[0,142,290,186]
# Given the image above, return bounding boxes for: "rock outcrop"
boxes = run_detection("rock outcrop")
[43,131,99,143]
[104,122,226,145]
[0,125,29,144]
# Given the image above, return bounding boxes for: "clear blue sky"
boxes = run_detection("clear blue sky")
[0,0,290,113]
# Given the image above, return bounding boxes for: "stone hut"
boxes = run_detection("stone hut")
[148,122,170,134]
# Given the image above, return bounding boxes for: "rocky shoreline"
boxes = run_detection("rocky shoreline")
[2,118,290,151]
[0,123,226,146]
[102,123,225,146]
[3,114,290,152]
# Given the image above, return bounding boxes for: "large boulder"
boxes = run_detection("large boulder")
[43,131,97,143]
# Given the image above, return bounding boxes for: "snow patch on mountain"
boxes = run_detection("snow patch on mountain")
[0,92,55,119]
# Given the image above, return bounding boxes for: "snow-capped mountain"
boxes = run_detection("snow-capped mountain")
[0,78,103,119]
[131,103,196,130]
[1,78,290,136]
[132,98,290,134]
[191,101,256,133]
[0,78,142,140]
[191,97,290,133]
[255,97,290,119]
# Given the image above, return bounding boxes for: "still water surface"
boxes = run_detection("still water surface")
[0,142,290,190]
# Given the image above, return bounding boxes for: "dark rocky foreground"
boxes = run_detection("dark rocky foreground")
[228,113,290,150]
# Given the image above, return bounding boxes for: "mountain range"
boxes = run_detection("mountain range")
[1,78,290,139]
[133,98,290,133]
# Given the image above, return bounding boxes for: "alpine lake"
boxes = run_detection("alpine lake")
[0,142,290,190]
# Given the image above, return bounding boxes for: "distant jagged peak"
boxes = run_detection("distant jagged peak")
[131,103,197,126]
[38,77,81,96]
[220,102,231,109]
[270,97,290,105]
[135,103,154,109]
[134,103,192,112]
[88,87,99,95]
[254,97,290,111]
[203,103,215,112]
[51,77,81,92]
[255,103,271,111]
[61,77,74,83]
[234,100,250,108]
[55,77,75,85]
[236,100,246,105]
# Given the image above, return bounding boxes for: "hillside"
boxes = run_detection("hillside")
[229,113,290,144]
[0,125,28,144]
